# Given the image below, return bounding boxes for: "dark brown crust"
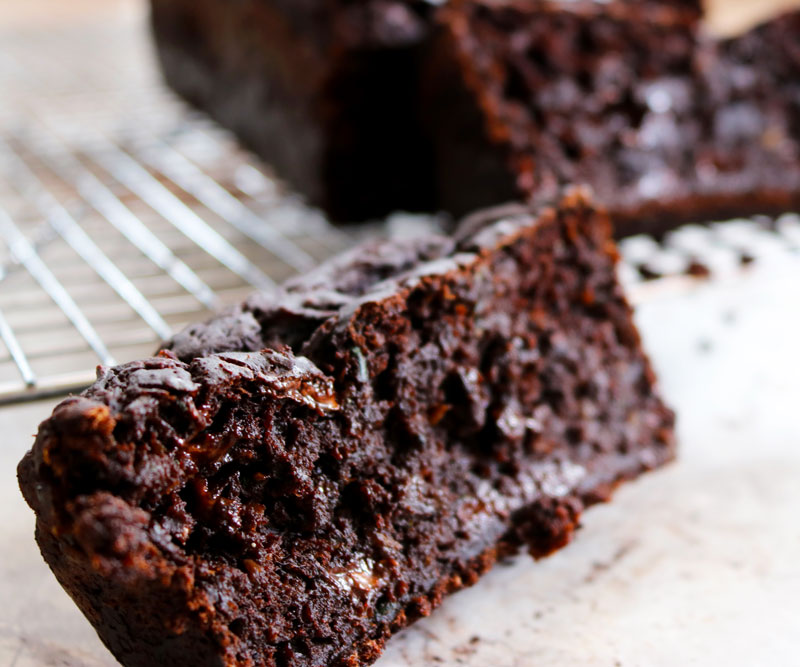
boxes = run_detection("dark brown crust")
[19,189,675,666]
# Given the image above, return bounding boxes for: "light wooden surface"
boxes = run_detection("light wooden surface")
[706,0,800,35]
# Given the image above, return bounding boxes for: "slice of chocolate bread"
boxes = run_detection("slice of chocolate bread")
[19,189,675,667]
[697,10,800,224]
[149,0,701,223]
[423,1,800,235]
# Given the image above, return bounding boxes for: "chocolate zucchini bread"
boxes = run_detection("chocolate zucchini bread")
[423,1,800,236]
[149,0,700,223]
[19,189,674,666]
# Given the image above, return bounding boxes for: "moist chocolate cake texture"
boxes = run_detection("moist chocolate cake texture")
[19,190,674,666]
[424,2,800,236]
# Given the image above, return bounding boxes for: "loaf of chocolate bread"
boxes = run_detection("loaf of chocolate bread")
[151,0,800,234]
[423,2,800,235]
[149,0,701,224]
[19,189,674,666]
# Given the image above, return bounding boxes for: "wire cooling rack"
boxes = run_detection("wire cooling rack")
[0,0,798,405]
[0,1,366,402]
[0,119,359,402]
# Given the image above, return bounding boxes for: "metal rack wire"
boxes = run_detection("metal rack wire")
[0,1,798,405]
[0,116,360,403]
